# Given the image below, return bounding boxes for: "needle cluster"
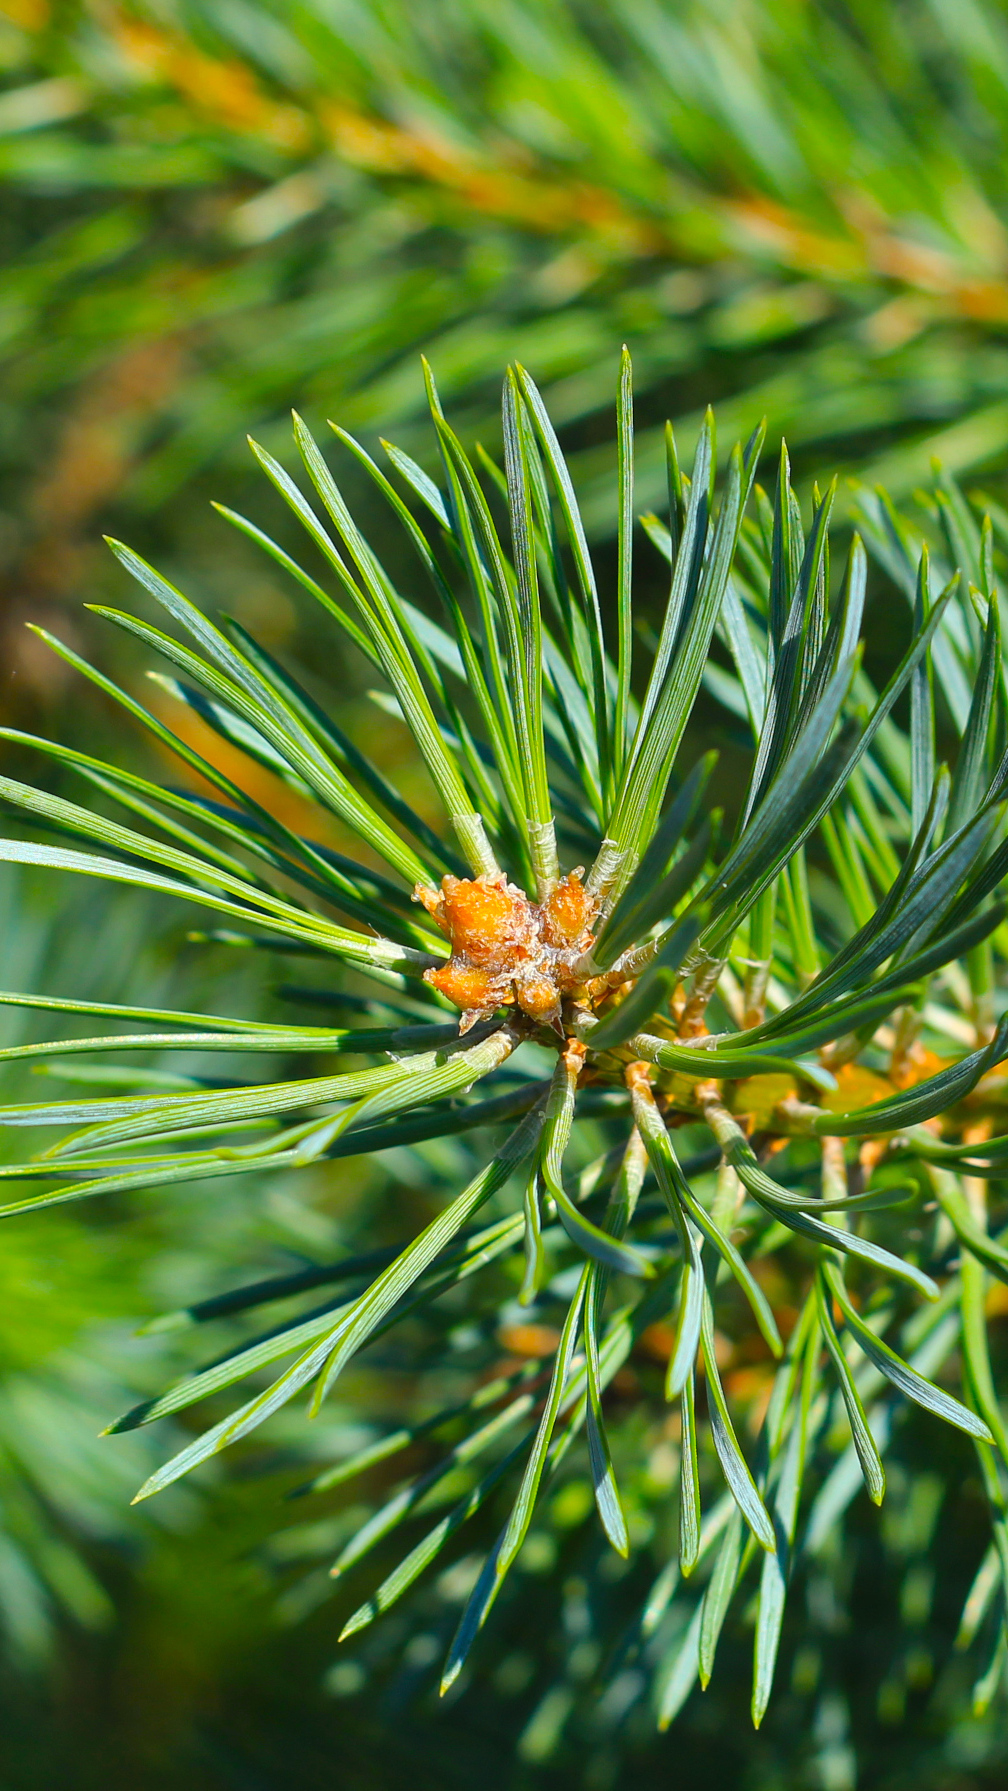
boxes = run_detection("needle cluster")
[2,354,1008,1734]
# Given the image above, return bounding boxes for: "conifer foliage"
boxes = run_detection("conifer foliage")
[3,357,1008,1726]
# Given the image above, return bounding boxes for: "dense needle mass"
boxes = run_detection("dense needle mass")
[2,354,1008,1733]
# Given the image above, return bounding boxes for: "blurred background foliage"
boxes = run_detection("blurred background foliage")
[8,0,1008,707]
[7,1,1008,1785]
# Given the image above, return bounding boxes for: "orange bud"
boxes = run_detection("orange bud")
[540,872,595,949]
[424,960,511,1016]
[439,875,533,969]
[514,970,562,1027]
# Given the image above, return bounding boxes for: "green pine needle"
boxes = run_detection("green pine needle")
[4,357,1008,1733]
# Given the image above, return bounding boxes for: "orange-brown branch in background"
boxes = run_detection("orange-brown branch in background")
[106,9,1008,320]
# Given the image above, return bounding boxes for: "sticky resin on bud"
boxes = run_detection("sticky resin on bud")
[539,867,594,949]
[414,870,599,1034]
